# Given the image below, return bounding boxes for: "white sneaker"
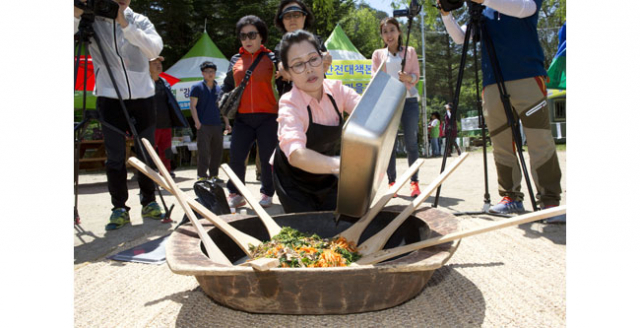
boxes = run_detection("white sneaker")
[228,193,246,208]
[258,194,272,208]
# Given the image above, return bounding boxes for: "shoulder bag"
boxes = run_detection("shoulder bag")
[218,52,266,119]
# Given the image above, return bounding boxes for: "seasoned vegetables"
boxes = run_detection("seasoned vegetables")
[249,227,361,268]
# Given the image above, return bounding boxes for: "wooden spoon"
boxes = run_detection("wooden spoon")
[127,157,262,254]
[139,138,231,265]
[221,164,282,238]
[338,158,424,244]
[357,153,469,256]
[356,205,566,265]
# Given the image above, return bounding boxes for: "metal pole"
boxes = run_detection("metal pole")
[420,11,429,156]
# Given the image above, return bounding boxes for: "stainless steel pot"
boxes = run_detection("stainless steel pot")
[336,70,407,217]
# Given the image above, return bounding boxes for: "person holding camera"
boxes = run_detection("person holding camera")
[74,0,165,230]
[439,0,563,220]
[371,17,422,198]
[189,62,231,183]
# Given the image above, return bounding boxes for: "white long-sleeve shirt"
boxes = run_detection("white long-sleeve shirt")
[74,8,163,99]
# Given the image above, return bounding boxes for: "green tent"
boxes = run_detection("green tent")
[324,24,366,60]
[165,32,230,112]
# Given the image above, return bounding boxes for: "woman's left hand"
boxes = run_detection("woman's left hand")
[398,71,412,83]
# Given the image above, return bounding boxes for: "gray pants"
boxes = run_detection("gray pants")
[196,124,223,179]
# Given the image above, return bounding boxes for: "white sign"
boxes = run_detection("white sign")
[461,116,481,131]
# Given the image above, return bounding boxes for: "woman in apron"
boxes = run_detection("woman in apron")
[273,30,361,213]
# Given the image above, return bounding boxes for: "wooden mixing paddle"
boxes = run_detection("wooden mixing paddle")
[356,153,469,256]
[356,205,566,265]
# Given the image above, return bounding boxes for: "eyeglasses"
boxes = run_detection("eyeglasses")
[289,55,323,74]
[283,12,304,21]
[239,31,259,41]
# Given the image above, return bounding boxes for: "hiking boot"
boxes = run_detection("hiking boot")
[488,196,524,214]
[259,194,272,208]
[389,182,397,198]
[410,181,421,198]
[142,201,164,220]
[543,205,566,224]
[228,193,246,208]
[105,208,130,230]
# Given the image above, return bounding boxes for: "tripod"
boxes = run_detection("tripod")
[74,13,173,225]
[432,2,539,215]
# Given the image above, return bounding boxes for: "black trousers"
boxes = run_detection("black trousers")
[196,124,223,179]
[98,96,157,210]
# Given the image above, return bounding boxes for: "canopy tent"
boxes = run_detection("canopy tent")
[165,32,230,111]
[324,24,366,60]
[546,22,566,90]
[324,24,371,95]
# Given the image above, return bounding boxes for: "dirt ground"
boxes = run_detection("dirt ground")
[74,149,566,327]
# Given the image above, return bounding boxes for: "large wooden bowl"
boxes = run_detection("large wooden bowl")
[166,206,459,314]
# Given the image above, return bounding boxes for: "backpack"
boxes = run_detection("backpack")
[177,180,231,227]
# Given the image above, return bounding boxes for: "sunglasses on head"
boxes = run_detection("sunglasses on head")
[239,31,259,41]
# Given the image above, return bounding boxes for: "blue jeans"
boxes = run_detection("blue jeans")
[430,137,441,157]
[387,97,420,183]
[227,113,278,197]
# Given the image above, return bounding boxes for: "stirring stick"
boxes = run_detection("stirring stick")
[128,157,262,254]
[357,153,469,256]
[356,205,566,265]
[221,164,282,238]
[140,138,231,265]
[338,159,425,244]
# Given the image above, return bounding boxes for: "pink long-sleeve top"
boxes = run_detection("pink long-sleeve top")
[371,46,420,93]
[277,79,361,161]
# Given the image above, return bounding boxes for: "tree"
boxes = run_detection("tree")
[339,5,384,58]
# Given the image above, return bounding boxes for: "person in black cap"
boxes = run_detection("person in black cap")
[189,61,231,183]
[273,0,332,97]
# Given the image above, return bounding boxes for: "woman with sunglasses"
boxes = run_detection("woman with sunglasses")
[273,0,332,97]
[272,30,361,213]
[371,17,422,198]
[222,15,279,209]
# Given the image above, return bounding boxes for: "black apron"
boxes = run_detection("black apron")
[273,95,343,213]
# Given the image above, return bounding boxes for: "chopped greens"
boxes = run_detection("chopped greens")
[249,227,361,268]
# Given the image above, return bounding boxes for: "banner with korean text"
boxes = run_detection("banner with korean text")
[324,59,372,95]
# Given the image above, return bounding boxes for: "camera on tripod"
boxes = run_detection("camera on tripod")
[74,0,119,20]
[437,0,466,13]
[393,0,422,19]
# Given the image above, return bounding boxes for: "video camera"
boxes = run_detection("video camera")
[437,0,466,13]
[393,0,422,19]
[74,0,119,20]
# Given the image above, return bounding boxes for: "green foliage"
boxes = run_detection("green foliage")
[339,5,384,57]
[124,0,564,120]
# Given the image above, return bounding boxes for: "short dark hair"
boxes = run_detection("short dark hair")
[236,15,269,44]
[432,112,441,120]
[274,0,315,33]
[200,61,217,71]
[279,30,321,71]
